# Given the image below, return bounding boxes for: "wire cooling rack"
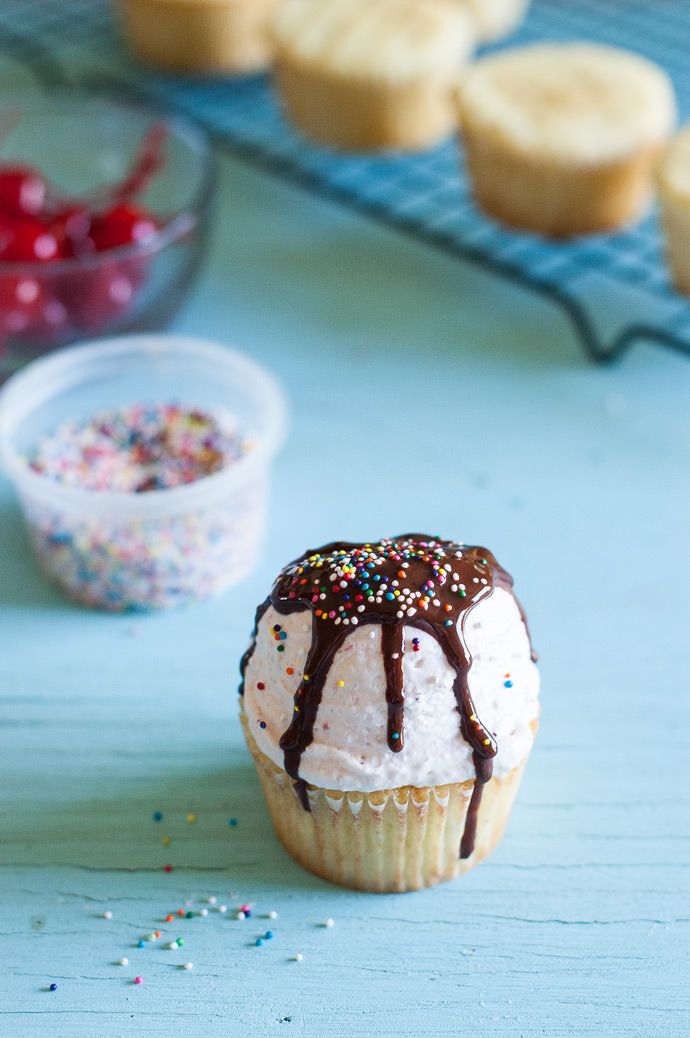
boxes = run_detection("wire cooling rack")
[2,0,690,364]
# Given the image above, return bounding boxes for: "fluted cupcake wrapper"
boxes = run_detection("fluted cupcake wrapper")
[659,194,690,296]
[275,63,461,152]
[242,714,537,892]
[120,0,280,75]
[462,130,663,236]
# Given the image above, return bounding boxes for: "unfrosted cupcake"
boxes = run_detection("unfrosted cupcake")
[458,0,529,43]
[119,0,281,75]
[240,535,539,892]
[271,0,476,151]
[457,43,676,236]
[658,126,690,296]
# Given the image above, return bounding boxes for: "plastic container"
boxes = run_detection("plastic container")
[0,335,288,610]
[0,93,216,378]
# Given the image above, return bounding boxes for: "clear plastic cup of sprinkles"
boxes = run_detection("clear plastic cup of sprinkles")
[0,335,288,610]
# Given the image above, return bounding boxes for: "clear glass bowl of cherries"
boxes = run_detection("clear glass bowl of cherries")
[0,93,215,378]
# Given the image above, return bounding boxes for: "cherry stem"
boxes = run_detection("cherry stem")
[110,122,170,205]
[43,121,170,215]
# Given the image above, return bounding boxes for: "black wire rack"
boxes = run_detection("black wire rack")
[2,0,690,364]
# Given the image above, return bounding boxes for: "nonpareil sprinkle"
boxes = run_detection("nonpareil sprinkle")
[27,403,246,493]
[20,402,256,612]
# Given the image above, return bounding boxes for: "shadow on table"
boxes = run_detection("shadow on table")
[236,228,585,372]
[0,757,355,896]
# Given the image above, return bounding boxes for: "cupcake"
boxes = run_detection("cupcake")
[658,126,690,296]
[457,43,676,236]
[118,0,281,75]
[459,0,530,43]
[271,0,476,152]
[240,535,539,892]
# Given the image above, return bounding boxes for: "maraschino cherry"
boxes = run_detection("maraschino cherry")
[0,122,167,352]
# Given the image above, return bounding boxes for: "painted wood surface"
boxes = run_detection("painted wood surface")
[2,92,690,1038]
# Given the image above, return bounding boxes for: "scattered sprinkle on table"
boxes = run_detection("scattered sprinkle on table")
[119,958,129,966]
[134,976,143,985]
[183,962,194,970]
[49,983,57,991]
[103,910,112,919]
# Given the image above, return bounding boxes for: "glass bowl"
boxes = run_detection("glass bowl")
[0,334,288,611]
[0,93,216,379]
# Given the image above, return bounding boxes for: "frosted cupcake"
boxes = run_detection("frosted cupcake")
[457,43,676,236]
[240,535,539,892]
[271,0,476,151]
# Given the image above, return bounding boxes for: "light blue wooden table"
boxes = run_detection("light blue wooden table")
[2,32,690,1038]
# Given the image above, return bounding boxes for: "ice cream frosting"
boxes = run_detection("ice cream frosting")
[241,535,539,862]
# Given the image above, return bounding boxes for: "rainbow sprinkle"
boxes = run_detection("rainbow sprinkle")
[20,402,260,611]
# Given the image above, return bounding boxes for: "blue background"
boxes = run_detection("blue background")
[1,2,690,1035]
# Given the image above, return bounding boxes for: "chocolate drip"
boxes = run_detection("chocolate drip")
[382,623,405,752]
[242,535,535,858]
[239,599,270,696]
[460,753,493,859]
[278,617,351,810]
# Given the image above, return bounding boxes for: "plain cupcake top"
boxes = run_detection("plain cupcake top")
[272,0,476,79]
[458,42,676,163]
[658,125,690,204]
[459,0,529,43]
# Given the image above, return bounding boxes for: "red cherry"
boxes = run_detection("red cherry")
[0,272,43,335]
[0,217,61,262]
[48,206,93,259]
[89,203,157,252]
[0,270,72,350]
[59,260,138,334]
[0,165,47,217]
[24,294,71,344]
[0,212,16,255]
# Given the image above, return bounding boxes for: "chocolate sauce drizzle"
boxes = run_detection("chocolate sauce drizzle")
[240,535,535,858]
